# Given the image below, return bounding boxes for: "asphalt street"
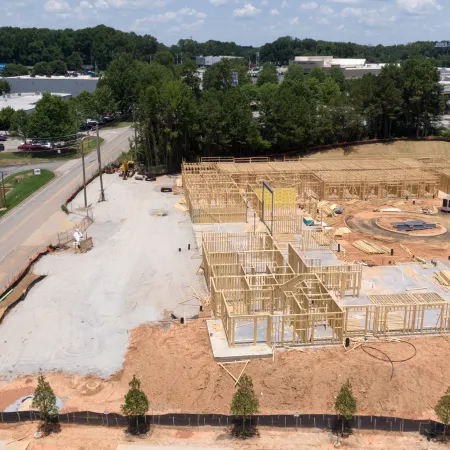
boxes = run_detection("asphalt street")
[0,126,133,291]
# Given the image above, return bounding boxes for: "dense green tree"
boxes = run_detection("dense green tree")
[32,61,51,75]
[99,53,140,110]
[66,51,83,71]
[401,56,444,137]
[284,64,304,83]
[9,109,28,136]
[1,63,29,77]
[0,80,10,95]
[0,106,14,131]
[121,375,149,435]
[203,58,250,90]
[27,92,74,138]
[153,51,174,69]
[257,63,278,86]
[50,60,68,75]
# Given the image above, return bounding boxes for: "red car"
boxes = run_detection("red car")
[18,143,33,150]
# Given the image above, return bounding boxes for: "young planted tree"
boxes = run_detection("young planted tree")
[121,375,149,435]
[32,374,59,433]
[335,379,357,435]
[230,374,259,438]
[435,387,450,439]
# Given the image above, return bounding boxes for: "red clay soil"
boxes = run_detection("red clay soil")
[1,318,450,420]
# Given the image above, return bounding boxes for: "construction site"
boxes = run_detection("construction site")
[3,140,450,423]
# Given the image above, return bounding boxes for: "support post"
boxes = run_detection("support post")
[77,111,88,209]
[96,125,105,202]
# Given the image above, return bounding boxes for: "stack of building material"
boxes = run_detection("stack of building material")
[352,240,391,254]
[436,270,450,286]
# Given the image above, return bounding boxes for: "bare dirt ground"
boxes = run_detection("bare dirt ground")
[0,423,436,449]
[1,318,450,420]
[334,197,450,265]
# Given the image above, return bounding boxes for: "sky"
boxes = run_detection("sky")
[2,0,448,47]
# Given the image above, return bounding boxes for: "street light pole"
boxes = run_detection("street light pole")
[96,125,105,202]
[133,104,138,161]
[76,111,88,208]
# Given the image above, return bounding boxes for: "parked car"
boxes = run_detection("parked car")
[18,143,33,150]
[0,135,7,141]
[0,144,5,151]
[79,123,92,132]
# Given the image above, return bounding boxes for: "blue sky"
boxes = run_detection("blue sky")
[2,0,447,46]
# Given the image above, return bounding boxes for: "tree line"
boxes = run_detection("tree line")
[26,372,450,441]
[95,53,444,171]
[1,26,450,72]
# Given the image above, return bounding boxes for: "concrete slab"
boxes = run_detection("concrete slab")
[206,320,272,361]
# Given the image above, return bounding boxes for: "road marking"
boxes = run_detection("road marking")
[0,133,131,245]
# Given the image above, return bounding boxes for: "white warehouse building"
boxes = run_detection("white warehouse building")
[291,56,385,79]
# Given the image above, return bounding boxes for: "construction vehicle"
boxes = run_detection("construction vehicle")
[121,160,137,180]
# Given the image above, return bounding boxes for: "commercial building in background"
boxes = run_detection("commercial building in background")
[4,75,98,96]
[290,56,385,79]
[0,92,71,114]
[195,55,238,67]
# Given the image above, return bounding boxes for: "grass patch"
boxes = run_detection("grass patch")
[0,169,55,217]
[103,121,132,129]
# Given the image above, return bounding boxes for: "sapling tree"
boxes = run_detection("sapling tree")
[435,387,450,439]
[230,374,259,438]
[121,375,149,435]
[32,374,59,434]
[335,379,357,435]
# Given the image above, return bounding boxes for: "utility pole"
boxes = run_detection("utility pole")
[133,104,138,161]
[1,171,6,209]
[76,110,88,209]
[96,126,105,202]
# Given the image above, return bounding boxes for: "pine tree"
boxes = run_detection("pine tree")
[121,375,149,435]
[230,374,259,438]
[31,374,58,432]
[335,379,357,434]
[435,387,450,438]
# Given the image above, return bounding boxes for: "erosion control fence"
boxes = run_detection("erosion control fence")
[0,411,443,435]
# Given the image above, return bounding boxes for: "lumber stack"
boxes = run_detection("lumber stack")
[435,270,450,287]
[352,240,391,255]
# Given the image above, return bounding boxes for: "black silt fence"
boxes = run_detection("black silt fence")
[0,410,440,435]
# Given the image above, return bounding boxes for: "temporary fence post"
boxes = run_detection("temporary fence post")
[17,412,20,422]
[197,415,199,428]
[374,418,376,430]
[285,417,286,427]
[87,411,89,425]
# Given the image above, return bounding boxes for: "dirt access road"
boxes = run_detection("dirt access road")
[0,423,437,449]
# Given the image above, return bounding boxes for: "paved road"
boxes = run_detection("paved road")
[0,126,133,290]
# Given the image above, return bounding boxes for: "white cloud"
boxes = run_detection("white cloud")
[397,0,442,14]
[138,8,207,23]
[289,16,299,25]
[233,3,261,17]
[106,0,166,8]
[261,0,268,5]
[336,24,346,30]
[300,1,318,9]
[44,0,70,13]
[281,0,288,7]
[320,5,334,14]
[209,0,238,4]
[270,8,279,14]
[169,19,205,31]
[328,0,359,3]
[341,7,362,16]
[94,0,109,9]
[317,17,330,24]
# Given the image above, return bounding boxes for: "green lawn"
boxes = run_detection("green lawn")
[103,121,132,129]
[0,169,55,217]
[0,137,104,166]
